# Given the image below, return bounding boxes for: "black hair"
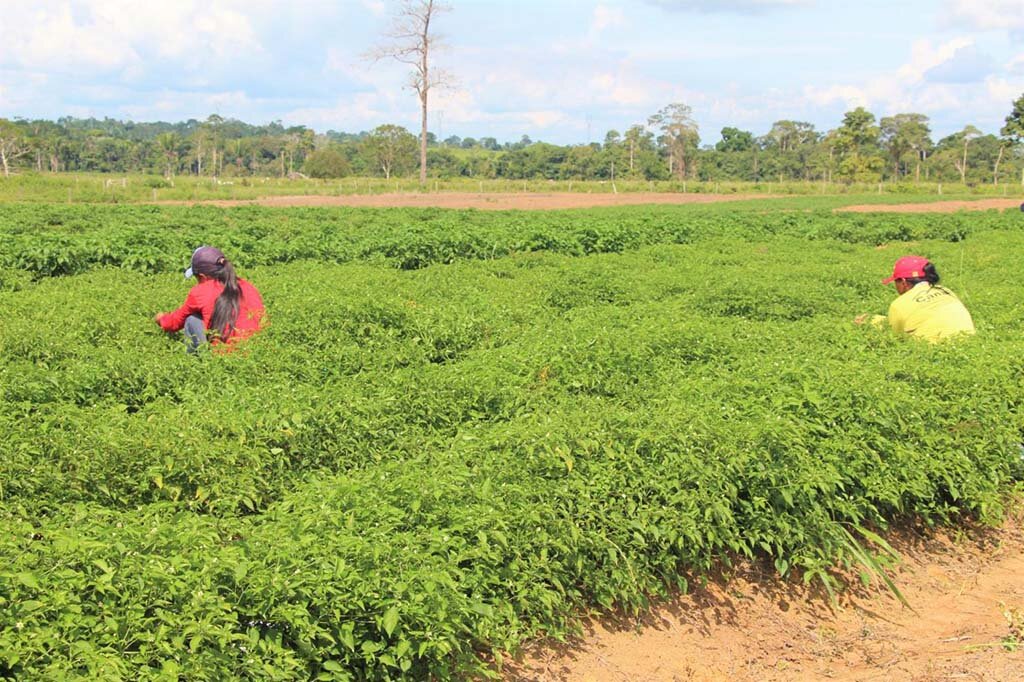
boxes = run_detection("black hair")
[207,257,241,340]
[903,262,940,287]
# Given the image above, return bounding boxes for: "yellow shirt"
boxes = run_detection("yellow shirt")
[885,282,975,342]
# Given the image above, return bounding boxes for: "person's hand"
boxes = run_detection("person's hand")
[854,313,869,325]
[154,312,167,323]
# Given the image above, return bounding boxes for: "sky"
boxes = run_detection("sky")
[1,0,1022,145]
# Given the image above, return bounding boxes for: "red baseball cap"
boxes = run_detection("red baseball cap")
[882,255,930,285]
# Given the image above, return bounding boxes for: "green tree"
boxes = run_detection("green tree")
[648,103,699,180]
[879,113,931,180]
[303,147,351,178]
[762,120,818,180]
[834,108,884,181]
[156,133,182,179]
[561,144,600,179]
[361,124,418,179]
[716,127,755,152]
[954,125,982,184]
[836,107,879,151]
[497,142,566,179]
[601,130,627,180]
[997,92,1024,185]
[0,119,28,177]
[623,124,654,174]
[280,128,315,176]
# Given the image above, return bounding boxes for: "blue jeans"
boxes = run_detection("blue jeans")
[183,315,207,353]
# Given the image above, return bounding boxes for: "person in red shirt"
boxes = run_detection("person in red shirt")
[155,246,265,352]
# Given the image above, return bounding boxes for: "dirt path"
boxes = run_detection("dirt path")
[838,198,1024,213]
[507,517,1024,681]
[153,192,771,211]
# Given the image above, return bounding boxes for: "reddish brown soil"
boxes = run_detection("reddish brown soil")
[838,199,1024,214]
[507,516,1024,681]
[154,192,771,211]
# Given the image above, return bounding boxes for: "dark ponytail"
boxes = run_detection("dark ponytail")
[905,262,940,287]
[209,258,241,340]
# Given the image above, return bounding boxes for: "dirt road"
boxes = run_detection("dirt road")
[508,518,1024,681]
[838,198,1024,213]
[154,192,771,211]
[154,193,1024,214]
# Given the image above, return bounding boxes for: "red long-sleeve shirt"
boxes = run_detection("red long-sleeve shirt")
[158,278,265,345]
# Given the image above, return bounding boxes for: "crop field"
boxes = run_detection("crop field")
[2,200,1024,679]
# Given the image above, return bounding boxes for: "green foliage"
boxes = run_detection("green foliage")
[301,149,352,179]
[1,205,1023,679]
[1001,92,1024,146]
[0,203,1017,279]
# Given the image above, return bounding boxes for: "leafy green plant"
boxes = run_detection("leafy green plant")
[1,206,1023,679]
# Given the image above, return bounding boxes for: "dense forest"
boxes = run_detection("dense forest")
[1,96,1023,185]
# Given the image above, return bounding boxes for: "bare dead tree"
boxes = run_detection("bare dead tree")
[367,0,453,185]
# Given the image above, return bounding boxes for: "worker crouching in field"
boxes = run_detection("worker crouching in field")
[155,246,265,352]
[856,255,974,343]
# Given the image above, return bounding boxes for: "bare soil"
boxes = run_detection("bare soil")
[154,192,771,211]
[507,516,1024,681]
[838,199,1024,214]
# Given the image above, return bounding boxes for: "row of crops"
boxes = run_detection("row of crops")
[2,204,1023,679]
[0,202,1006,282]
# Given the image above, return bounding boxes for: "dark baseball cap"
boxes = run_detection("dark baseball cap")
[184,246,227,278]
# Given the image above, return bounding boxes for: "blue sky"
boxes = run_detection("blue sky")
[1,0,1022,144]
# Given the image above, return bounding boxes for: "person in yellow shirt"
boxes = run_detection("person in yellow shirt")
[856,255,975,342]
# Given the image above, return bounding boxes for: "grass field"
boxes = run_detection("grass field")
[1,171,1022,205]
[1,196,1023,679]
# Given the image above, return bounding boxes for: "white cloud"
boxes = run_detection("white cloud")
[801,37,982,113]
[360,0,387,16]
[802,84,869,109]
[986,76,1024,105]
[119,89,261,121]
[324,46,405,91]
[1,1,265,76]
[589,71,660,107]
[942,0,1024,32]
[924,44,994,83]
[646,0,813,13]
[592,5,625,33]
[285,91,404,131]
[897,37,975,84]
[7,4,141,72]
[1007,53,1024,74]
[794,34,1023,138]
[522,110,569,129]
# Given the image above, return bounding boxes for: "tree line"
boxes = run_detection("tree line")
[1,95,1022,185]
